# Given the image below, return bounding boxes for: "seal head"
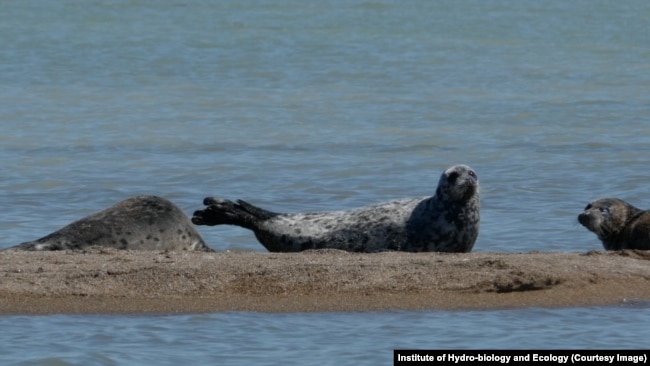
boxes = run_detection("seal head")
[578,198,650,250]
[404,164,480,252]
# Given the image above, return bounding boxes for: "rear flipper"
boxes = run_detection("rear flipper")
[192,197,279,230]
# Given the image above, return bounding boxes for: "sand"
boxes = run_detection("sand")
[1,248,650,315]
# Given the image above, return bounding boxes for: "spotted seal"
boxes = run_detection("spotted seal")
[192,164,480,253]
[578,198,650,250]
[5,195,213,252]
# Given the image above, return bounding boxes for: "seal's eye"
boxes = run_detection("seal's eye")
[598,207,609,215]
[447,172,459,183]
[468,170,477,178]
[584,204,592,210]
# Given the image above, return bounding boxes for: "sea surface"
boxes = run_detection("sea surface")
[1,0,649,363]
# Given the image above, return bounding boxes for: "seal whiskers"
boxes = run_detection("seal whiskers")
[192,164,480,253]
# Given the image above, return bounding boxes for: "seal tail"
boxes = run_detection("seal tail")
[192,197,279,230]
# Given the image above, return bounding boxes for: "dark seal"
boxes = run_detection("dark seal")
[578,198,650,250]
[192,164,480,253]
[5,195,213,252]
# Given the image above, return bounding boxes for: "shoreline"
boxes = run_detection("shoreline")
[1,248,650,315]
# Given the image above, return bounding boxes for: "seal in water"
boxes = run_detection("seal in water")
[578,198,650,250]
[6,195,213,252]
[192,164,480,253]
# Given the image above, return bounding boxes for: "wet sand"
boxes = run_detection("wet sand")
[1,248,650,315]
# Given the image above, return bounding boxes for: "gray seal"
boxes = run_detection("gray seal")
[192,164,480,253]
[5,195,213,252]
[578,198,650,250]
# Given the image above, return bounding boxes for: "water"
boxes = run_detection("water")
[1,0,649,363]
[2,304,650,365]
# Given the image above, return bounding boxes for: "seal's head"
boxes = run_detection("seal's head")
[578,198,637,249]
[435,164,479,202]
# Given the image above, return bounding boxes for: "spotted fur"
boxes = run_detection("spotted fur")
[192,165,480,253]
[5,196,212,252]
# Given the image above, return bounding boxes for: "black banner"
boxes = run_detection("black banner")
[394,350,648,365]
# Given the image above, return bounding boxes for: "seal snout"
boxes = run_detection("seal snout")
[447,171,460,184]
[578,202,603,231]
[577,211,592,228]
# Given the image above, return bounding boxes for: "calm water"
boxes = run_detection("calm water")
[1,0,649,363]
[2,304,650,365]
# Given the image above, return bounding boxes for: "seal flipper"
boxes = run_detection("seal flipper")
[192,197,279,230]
[236,199,279,220]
